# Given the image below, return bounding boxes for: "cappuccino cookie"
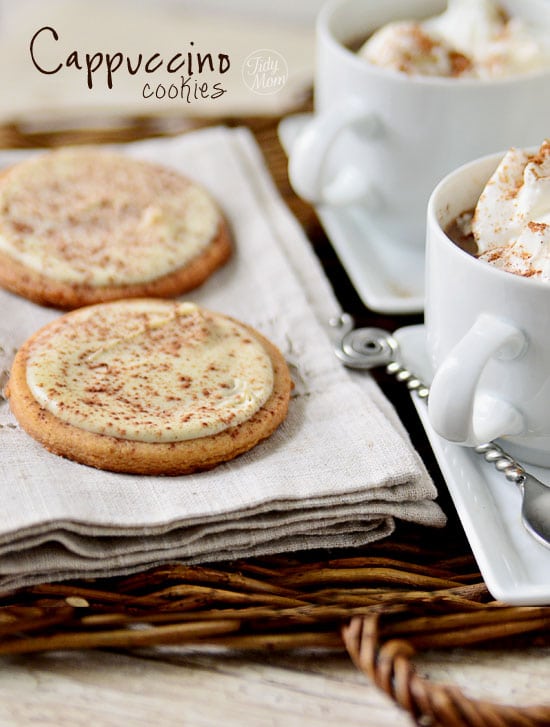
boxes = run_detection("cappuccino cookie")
[0,148,231,309]
[6,300,291,475]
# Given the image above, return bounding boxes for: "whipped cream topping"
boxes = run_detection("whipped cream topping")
[25,300,274,443]
[359,0,550,78]
[0,149,221,286]
[472,140,550,280]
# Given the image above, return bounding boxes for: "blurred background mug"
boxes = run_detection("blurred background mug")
[425,150,550,468]
[288,0,550,250]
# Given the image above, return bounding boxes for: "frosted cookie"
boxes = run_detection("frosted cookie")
[0,148,231,309]
[6,300,291,475]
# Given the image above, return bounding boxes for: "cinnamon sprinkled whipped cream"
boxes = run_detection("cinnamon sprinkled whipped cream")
[471,140,550,280]
[0,149,220,286]
[25,301,274,442]
[359,0,550,79]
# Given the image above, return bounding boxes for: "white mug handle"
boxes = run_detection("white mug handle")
[288,97,380,207]
[428,313,527,446]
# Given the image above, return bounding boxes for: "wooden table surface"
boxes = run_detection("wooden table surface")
[1,636,549,725]
[0,115,548,727]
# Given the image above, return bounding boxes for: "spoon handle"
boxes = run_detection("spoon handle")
[472,442,525,484]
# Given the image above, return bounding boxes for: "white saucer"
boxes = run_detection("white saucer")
[395,324,550,606]
[278,114,425,315]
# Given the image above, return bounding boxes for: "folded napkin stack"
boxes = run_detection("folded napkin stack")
[0,128,445,589]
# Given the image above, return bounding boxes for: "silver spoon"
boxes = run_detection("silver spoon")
[329,313,550,549]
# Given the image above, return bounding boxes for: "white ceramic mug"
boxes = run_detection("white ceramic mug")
[288,0,550,249]
[425,149,550,467]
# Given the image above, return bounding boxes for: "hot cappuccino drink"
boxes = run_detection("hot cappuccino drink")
[447,140,550,281]
[358,0,550,79]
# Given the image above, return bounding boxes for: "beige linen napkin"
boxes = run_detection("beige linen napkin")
[0,127,446,589]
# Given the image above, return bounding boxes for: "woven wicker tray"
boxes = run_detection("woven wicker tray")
[0,114,549,727]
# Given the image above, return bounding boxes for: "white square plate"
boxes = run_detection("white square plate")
[395,324,550,605]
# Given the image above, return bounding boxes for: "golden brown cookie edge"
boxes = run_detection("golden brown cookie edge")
[0,220,232,310]
[5,309,292,476]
